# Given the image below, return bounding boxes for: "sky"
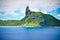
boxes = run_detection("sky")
[0,0,60,20]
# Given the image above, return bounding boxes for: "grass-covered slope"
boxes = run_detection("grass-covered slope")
[0,12,60,26]
[21,12,60,26]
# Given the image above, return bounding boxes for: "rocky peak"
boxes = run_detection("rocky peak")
[25,6,31,16]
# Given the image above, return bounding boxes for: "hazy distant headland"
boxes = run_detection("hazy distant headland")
[0,6,60,27]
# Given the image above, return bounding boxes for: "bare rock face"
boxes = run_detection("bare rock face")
[25,6,31,16]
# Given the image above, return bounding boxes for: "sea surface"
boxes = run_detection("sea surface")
[0,26,60,40]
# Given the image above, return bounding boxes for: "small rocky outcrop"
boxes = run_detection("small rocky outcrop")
[25,6,31,16]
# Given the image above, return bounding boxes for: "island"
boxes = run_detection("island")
[0,6,60,26]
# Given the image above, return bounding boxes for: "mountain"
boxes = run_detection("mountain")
[19,6,60,26]
[20,12,60,26]
[0,12,60,26]
[0,6,60,26]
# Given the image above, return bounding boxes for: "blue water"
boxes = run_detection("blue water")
[0,26,60,40]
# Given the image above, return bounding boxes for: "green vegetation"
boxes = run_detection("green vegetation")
[0,12,60,26]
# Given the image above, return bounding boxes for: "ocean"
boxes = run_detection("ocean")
[0,26,60,40]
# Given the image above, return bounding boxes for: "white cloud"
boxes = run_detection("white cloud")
[54,14,60,20]
[0,0,60,19]
[0,0,59,11]
[57,14,60,17]
[20,10,25,14]
[41,11,47,14]
[30,8,40,12]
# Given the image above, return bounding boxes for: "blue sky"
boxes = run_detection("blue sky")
[0,0,60,20]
